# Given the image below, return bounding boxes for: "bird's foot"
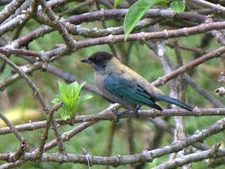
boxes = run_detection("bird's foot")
[111,107,142,121]
[134,111,140,118]
[111,108,132,122]
[134,105,142,118]
[111,108,121,122]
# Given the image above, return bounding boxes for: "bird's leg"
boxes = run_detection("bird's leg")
[111,105,142,121]
[134,105,142,118]
[111,108,132,122]
[111,108,121,122]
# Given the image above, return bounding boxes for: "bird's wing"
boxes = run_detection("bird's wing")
[104,73,157,107]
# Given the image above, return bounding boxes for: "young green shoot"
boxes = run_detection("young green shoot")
[52,81,93,120]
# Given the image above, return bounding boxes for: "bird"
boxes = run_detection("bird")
[81,51,193,116]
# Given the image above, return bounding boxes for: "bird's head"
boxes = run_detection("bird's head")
[81,52,114,71]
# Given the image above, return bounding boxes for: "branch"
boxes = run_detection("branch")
[0,108,225,135]
[152,46,225,86]
[153,143,223,169]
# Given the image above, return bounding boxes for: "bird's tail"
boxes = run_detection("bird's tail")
[157,95,194,111]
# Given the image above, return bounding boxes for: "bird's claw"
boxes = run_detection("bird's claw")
[111,108,121,122]
[111,108,131,122]
[134,110,140,118]
[134,105,141,118]
[111,108,140,121]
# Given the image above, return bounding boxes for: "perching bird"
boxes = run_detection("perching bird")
[81,52,193,115]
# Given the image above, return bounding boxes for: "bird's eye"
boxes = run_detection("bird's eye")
[89,52,112,65]
[89,57,97,63]
[90,57,103,64]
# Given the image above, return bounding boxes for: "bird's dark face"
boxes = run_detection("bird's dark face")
[81,52,113,71]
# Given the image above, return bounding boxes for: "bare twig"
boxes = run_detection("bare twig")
[0,110,27,146]
[0,108,225,136]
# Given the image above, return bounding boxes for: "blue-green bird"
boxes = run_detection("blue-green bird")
[81,52,193,113]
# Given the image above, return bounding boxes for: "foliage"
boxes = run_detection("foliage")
[170,1,185,13]
[114,0,124,7]
[124,0,185,39]
[52,81,92,120]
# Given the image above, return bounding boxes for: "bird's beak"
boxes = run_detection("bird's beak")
[81,58,90,63]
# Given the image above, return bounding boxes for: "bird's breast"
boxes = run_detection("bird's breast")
[94,72,107,92]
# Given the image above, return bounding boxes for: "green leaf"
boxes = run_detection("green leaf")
[52,81,92,119]
[76,95,93,111]
[114,0,124,7]
[80,95,93,105]
[61,112,70,121]
[51,98,61,104]
[124,0,164,40]
[170,1,185,13]
[73,82,85,99]
[58,81,67,94]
